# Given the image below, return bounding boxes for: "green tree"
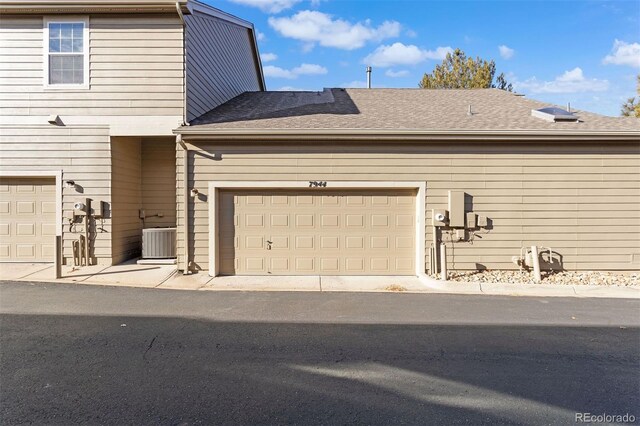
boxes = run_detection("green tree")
[621,75,640,118]
[494,72,513,92]
[419,48,512,91]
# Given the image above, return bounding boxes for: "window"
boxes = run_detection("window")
[43,17,89,88]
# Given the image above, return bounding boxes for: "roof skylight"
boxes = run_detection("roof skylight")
[531,107,579,123]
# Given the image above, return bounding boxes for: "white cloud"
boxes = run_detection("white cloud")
[339,80,387,88]
[602,39,640,68]
[385,69,410,78]
[301,42,315,53]
[268,10,401,50]
[228,0,300,13]
[276,86,306,91]
[256,31,266,41]
[263,63,328,79]
[556,68,585,82]
[515,67,609,94]
[363,43,452,67]
[264,65,295,79]
[498,45,515,59]
[340,80,368,88]
[292,63,327,75]
[260,52,278,62]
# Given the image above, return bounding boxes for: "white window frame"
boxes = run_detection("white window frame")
[43,16,90,90]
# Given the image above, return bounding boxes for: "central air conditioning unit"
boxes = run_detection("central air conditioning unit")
[142,227,176,259]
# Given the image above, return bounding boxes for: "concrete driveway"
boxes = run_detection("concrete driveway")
[2,261,639,298]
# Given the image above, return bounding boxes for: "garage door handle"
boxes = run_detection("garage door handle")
[266,240,272,250]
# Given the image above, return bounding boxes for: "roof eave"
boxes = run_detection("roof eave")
[250,24,266,91]
[0,0,189,14]
[173,128,640,142]
[186,0,251,28]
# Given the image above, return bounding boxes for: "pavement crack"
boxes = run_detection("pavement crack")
[155,270,178,288]
[143,335,158,360]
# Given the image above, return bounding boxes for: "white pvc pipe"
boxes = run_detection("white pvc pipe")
[531,245,541,282]
[432,226,439,274]
[440,243,447,281]
[84,198,90,266]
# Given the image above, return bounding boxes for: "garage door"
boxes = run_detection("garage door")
[219,189,416,275]
[0,178,56,262]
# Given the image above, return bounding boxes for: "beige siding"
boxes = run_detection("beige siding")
[141,137,176,228]
[0,14,183,117]
[2,13,187,265]
[0,124,112,264]
[176,141,640,272]
[111,137,142,263]
[184,12,261,122]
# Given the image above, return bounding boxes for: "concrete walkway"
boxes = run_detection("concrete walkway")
[1,261,638,299]
[0,261,179,288]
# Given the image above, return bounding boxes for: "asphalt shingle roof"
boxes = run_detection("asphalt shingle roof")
[184,88,640,134]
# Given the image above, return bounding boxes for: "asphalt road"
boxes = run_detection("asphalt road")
[1,281,639,426]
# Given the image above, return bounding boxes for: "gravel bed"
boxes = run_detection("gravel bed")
[431,270,640,287]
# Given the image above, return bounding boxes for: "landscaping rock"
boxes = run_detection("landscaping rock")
[431,270,640,287]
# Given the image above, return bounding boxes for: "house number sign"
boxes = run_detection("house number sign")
[308,181,328,188]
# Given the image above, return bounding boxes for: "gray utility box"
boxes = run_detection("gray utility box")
[142,227,176,259]
[448,190,465,228]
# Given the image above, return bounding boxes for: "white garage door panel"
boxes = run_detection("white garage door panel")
[0,178,56,262]
[219,190,416,275]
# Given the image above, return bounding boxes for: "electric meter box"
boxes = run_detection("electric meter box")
[432,209,448,227]
[93,200,105,217]
[466,212,477,229]
[448,190,465,228]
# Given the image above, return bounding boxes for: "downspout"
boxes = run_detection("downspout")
[178,134,191,274]
[176,1,188,125]
[176,2,190,274]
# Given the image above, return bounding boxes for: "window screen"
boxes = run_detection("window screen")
[48,22,85,85]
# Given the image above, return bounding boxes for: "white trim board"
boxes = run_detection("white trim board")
[207,181,427,278]
[187,1,253,28]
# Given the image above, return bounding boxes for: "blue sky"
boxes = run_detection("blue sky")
[212,0,640,116]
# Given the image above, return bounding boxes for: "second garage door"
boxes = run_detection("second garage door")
[219,189,416,275]
[0,177,56,262]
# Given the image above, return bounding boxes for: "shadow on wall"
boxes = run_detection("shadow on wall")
[540,249,564,272]
[464,192,474,213]
[190,88,360,125]
[511,248,565,274]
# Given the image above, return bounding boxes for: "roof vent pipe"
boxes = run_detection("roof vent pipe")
[567,102,571,113]
[366,66,372,89]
